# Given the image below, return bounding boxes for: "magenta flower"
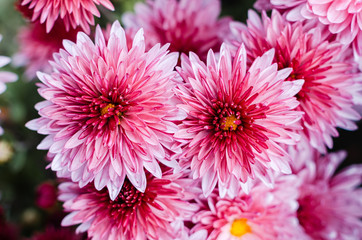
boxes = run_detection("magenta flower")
[32,227,81,240]
[36,182,58,209]
[190,175,304,240]
[14,20,80,80]
[254,0,362,58]
[26,21,185,200]
[59,171,199,240]
[0,206,18,240]
[122,0,231,61]
[288,140,362,239]
[20,0,114,33]
[175,43,303,197]
[230,10,362,153]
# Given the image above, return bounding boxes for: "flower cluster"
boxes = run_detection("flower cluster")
[229,10,361,153]
[0,0,358,239]
[254,0,362,69]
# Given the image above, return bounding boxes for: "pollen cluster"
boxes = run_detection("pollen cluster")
[230,218,251,237]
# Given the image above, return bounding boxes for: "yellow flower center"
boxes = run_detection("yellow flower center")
[100,103,115,115]
[230,218,251,237]
[222,115,239,131]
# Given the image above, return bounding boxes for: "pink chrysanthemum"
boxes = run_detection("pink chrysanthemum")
[253,0,274,11]
[190,175,304,240]
[175,43,303,197]
[254,0,362,57]
[59,171,199,240]
[230,10,362,153]
[0,35,17,135]
[122,0,231,61]
[254,0,302,12]
[26,21,185,200]
[14,20,80,79]
[20,0,114,33]
[288,141,362,239]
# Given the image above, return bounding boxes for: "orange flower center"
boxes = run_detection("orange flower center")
[100,103,116,115]
[222,115,239,131]
[230,218,251,237]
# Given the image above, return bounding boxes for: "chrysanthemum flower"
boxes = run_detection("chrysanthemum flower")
[59,171,199,240]
[175,43,303,197]
[122,0,231,61]
[254,0,362,58]
[26,21,185,200]
[230,10,362,153]
[288,140,362,239]
[253,0,273,11]
[0,35,17,135]
[20,0,114,33]
[14,20,80,79]
[253,0,300,12]
[190,175,304,240]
